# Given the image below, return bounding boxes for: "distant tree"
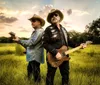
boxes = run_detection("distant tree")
[68,30,90,45]
[85,17,100,44]
[68,30,80,38]
[85,18,100,37]
[20,37,28,40]
[68,30,82,44]
[0,37,28,43]
[0,37,9,43]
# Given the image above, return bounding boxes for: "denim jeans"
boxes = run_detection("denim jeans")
[46,61,69,85]
[27,60,41,82]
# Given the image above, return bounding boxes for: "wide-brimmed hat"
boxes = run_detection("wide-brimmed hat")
[29,14,45,27]
[47,9,64,23]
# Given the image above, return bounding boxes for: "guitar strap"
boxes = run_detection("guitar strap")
[61,27,68,46]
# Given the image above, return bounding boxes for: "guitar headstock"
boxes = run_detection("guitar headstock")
[80,41,92,49]
[85,41,93,45]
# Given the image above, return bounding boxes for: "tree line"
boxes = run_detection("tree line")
[0,37,28,43]
[69,16,100,44]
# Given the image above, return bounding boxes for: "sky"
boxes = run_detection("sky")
[0,0,100,38]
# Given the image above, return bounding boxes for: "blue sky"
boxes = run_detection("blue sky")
[0,0,100,37]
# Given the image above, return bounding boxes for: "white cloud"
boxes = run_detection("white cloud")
[0,4,90,37]
[0,1,6,5]
[38,5,53,18]
[32,5,39,9]
[0,5,39,18]
[73,9,90,16]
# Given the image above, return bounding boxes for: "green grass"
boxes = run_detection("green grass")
[0,44,100,85]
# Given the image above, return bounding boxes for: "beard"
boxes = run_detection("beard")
[51,18,60,23]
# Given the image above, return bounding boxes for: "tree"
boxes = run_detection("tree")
[68,30,87,44]
[85,17,100,44]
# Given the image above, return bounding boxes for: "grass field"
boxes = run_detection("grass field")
[0,43,100,85]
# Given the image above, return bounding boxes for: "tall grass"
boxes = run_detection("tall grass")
[0,44,100,85]
[15,44,25,55]
[0,43,15,55]
[69,45,100,85]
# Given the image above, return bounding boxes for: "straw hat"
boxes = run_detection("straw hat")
[47,9,64,23]
[29,14,45,27]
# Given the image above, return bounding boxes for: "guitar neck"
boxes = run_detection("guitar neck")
[65,45,82,55]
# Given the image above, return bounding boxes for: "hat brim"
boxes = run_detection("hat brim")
[47,10,64,23]
[29,17,45,27]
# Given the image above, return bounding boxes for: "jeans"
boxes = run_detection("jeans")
[46,61,69,85]
[27,60,41,82]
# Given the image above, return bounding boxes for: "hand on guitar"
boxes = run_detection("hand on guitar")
[56,52,62,60]
[48,41,92,67]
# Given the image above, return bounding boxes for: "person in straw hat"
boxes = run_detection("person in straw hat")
[42,9,86,85]
[12,14,45,83]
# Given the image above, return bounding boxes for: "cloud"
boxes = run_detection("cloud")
[18,27,30,32]
[32,5,39,9]
[4,24,12,27]
[0,5,53,21]
[73,10,90,16]
[0,1,6,5]
[0,15,18,23]
[0,6,5,10]
[0,4,90,37]
[0,12,4,15]
[20,29,29,32]
[0,25,5,29]
[0,6,33,18]
[0,25,6,33]
[62,8,89,17]
[0,11,18,23]
[38,5,53,18]
[67,9,72,15]
[61,21,72,31]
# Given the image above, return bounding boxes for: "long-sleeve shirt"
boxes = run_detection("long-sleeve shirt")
[19,28,44,63]
[42,24,76,57]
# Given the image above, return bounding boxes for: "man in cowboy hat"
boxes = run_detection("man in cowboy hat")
[42,9,86,85]
[12,14,45,83]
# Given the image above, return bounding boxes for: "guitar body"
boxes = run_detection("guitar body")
[47,46,70,67]
[47,41,92,67]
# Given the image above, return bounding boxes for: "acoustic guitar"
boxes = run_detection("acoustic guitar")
[47,41,92,67]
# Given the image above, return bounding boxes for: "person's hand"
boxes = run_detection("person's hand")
[55,52,62,60]
[13,36,20,42]
[80,43,87,49]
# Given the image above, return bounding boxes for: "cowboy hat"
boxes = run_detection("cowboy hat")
[47,9,64,23]
[29,14,45,27]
